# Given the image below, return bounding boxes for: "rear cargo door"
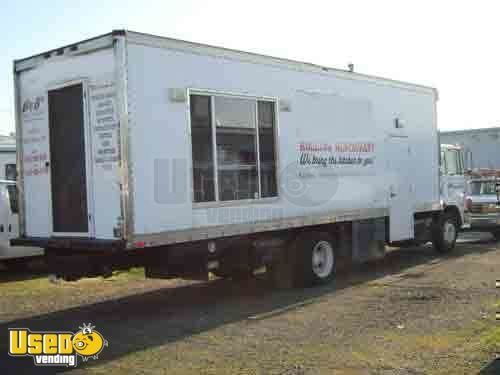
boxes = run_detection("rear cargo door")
[48,83,92,236]
[387,137,415,241]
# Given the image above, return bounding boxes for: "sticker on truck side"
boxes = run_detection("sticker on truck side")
[297,141,376,171]
[22,93,49,177]
[89,83,120,170]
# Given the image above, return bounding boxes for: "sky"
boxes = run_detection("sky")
[1,0,499,135]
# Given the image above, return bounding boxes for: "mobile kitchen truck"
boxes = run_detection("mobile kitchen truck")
[12,30,464,286]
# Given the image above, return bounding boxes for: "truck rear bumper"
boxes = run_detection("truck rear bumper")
[11,237,126,252]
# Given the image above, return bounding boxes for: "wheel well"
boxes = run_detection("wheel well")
[443,205,462,226]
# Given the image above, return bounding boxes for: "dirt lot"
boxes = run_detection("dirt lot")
[1,234,499,374]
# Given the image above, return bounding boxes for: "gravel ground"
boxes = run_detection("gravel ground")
[0,233,499,374]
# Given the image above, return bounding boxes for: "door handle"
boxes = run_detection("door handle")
[390,192,397,198]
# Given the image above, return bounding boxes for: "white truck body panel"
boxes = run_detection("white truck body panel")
[14,31,441,248]
[17,47,121,239]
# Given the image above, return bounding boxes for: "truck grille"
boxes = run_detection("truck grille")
[470,203,500,214]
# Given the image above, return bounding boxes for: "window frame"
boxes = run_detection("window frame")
[188,89,280,207]
[442,148,462,176]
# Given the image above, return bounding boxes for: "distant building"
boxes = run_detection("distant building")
[440,127,500,170]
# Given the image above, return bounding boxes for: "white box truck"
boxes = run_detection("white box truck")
[12,30,464,285]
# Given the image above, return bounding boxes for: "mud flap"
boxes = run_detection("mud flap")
[266,247,295,289]
[352,218,386,263]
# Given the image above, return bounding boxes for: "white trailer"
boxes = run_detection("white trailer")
[12,30,462,285]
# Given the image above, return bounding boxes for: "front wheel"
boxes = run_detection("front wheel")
[432,212,459,253]
[491,230,500,242]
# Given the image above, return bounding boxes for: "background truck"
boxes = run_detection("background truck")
[0,138,18,181]
[463,169,500,240]
[0,180,43,264]
[0,139,43,266]
[12,30,463,285]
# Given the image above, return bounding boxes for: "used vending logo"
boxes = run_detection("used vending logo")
[8,323,108,367]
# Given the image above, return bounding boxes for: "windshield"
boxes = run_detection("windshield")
[469,180,499,195]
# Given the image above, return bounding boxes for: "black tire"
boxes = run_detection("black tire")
[492,231,500,242]
[432,212,459,253]
[293,232,336,287]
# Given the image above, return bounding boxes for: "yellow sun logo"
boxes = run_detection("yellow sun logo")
[72,324,108,361]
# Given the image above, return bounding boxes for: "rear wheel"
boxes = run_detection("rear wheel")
[293,232,336,287]
[491,231,500,242]
[432,212,459,253]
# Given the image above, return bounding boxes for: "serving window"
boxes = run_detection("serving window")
[190,93,278,203]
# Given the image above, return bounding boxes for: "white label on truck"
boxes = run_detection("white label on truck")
[89,83,120,170]
[297,141,375,174]
[22,94,49,177]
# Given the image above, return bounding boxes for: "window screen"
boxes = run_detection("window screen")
[191,95,215,202]
[258,101,277,197]
[189,94,278,203]
[215,96,258,201]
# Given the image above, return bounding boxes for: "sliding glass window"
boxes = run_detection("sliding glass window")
[190,94,278,203]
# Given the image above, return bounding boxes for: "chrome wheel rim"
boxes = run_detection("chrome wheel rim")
[312,241,334,278]
[443,221,456,244]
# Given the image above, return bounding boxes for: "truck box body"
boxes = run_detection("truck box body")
[13,31,441,252]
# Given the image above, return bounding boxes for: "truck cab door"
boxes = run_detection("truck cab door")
[440,147,466,227]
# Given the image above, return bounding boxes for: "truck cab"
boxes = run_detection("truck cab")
[440,144,467,229]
